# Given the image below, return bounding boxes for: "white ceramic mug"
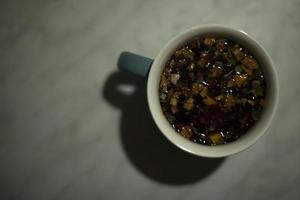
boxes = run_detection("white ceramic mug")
[118,25,279,157]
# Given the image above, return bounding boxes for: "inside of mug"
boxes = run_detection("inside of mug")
[148,26,278,157]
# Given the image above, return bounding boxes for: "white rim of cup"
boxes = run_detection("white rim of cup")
[147,25,279,157]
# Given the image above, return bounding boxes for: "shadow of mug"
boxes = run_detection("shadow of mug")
[102,56,225,185]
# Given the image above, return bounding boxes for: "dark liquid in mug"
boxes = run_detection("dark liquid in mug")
[159,36,266,145]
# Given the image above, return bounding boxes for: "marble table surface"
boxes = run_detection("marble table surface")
[1,0,300,199]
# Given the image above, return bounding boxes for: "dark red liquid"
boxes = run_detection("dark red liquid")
[159,36,266,145]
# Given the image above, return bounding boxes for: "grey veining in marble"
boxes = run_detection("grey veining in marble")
[1,0,300,199]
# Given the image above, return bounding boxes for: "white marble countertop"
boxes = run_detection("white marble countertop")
[1,0,300,199]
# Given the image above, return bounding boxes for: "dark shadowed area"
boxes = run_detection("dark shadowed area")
[103,70,224,185]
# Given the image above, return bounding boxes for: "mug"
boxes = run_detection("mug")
[118,25,279,157]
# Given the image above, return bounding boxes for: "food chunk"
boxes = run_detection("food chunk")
[208,131,223,145]
[183,97,194,111]
[241,57,258,69]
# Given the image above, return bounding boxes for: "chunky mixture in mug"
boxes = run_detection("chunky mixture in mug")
[159,36,266,145]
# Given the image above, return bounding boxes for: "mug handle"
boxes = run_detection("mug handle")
[118,52,153,77]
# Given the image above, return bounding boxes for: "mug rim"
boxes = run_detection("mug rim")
[147,25,279,157]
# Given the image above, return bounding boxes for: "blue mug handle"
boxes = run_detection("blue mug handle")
[118,52,154,77]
